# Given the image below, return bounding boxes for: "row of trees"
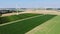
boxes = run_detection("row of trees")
[46,8,60,10]
[0,13,2,24]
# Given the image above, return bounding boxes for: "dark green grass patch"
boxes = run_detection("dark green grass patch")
[0,13,40,24]
[0,14,56,34]
[34,16,60,34]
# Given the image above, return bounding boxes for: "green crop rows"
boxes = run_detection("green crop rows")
[0,14,56,34]
[0,13,40,24]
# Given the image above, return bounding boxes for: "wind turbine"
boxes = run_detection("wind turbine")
[16,2,19,15]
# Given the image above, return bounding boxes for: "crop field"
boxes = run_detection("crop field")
[26,15,60,34]
[0,13,59,34]
[0,13,40,24]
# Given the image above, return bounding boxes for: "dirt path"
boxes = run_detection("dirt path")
[1,10,60,17]
[1,12,28,17]
[25,10,60,15]
[0,15,42,26]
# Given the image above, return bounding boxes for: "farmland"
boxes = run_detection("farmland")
[26,15,60,34]
[0,14,57,34]
[0,10,60,34]
[0,13,40,24]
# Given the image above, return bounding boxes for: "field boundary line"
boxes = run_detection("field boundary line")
[0,15,43,26]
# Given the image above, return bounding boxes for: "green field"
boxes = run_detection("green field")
[0,14,58,34]
[29,16,60,34]
[0,13,40,24]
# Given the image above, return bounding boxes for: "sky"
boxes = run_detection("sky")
[0,0,60,8]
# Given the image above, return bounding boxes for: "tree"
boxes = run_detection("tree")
[57,8,60,10]
[46,8,53,10]
[0,12,2,24]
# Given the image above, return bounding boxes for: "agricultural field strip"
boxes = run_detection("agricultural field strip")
[39,16,59,34]
[1,13,40,24]
[26,16,58,34]
[46,21,59,34]
[38,20,58,34]
[37,21,58,34]
[0,15,43,26]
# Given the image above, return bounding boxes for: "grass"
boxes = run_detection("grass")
[0,14,56,34]
[31,16,60,34]
[0,13,40,24]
